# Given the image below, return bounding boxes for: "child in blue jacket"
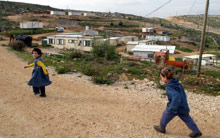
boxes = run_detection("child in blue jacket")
[24,48,51,97]
[154,67,202,138]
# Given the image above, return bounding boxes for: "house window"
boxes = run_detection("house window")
[68,40,76,43]
[84,40,91,46]
[49,39,54,44]
[57,39,65,45]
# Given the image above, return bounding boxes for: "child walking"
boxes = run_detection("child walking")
[24,48,51,97]
[154,67,202,138]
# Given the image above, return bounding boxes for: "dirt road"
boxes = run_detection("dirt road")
[0,46,220,138]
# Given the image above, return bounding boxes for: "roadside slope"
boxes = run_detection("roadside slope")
[0,46,219,138]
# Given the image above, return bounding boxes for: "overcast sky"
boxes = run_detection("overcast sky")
[6,0,220,18]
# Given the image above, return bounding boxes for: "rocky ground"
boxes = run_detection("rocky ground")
[0,46,220,138]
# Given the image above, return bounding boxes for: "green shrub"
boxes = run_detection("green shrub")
[202,70,220,78]
[92,40,120,62]
[56,66,71,74]
[92,76,113,85]
[69,50,83,59]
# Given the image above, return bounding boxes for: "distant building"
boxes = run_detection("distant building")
[50,11,66,15]
[132,45,176,59]
[142,28,154,33]
[47,33,103,51]
[47,27,102,51]
[83,12,97,17]
[126,40,155,52]
[20,22,43,29]
[68,11,83,16]
[183,54,217,65]
[146,35,170,42]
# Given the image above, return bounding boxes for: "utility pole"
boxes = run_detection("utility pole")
[197,0,209,77]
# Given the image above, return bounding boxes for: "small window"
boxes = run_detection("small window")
[84,40,91,46]
[49,39,54,44]
[68,40,76,43]
[57,39,65,45]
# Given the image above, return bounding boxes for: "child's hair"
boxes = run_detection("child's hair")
[32,48,42,57]
[160,67,174,79]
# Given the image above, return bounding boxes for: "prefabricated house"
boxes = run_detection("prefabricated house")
[47,33,103,52]
[132,45,176,59]
[142,28,154,33]
[83,12,97,16]
[50,11,66,15]
[183,54,217,65]
[126,40,155,52]
[20,22,43,29]
[146,35,170,42]
[68,11,83,16]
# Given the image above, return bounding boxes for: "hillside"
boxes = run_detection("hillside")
[0,1,59,15]
[172,15,220,29]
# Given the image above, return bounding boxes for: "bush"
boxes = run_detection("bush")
[80,63,100,76]
[69,50,83,59]
[92,76,113,85]
[92,40,120,62]
[9,40,26,51]
[55,66,71,74]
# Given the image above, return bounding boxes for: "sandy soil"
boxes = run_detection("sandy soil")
[0,46,220,138]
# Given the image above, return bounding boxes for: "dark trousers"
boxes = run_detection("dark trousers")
[33,86,46,96]
[160,110,201,133]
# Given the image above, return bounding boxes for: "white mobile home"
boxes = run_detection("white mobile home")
[142,28,154,33]
[83,12,97,17]
[126,40,155,52]
[68,11,83,16]
[20,22,43,29]
[132,45,175,59]
[50,11,66,15]
[47,33,103,52]
[146,35,170,42]
[183,54,217,65]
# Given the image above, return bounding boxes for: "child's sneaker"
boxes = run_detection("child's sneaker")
[34,92,40,95]
[154,125,166,133]
[39,94,47,97]
[189,132,202,138]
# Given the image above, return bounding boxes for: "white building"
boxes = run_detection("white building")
[83,12,97,16]
[68,11,83,16]
[142,28,154,33]
[146,35,170,42]
[50,11,66,15]
[132,45,176,59]
[20,22,43,29]
[47,29,103,51]
[183,54,217,65]
[126,40,155,52]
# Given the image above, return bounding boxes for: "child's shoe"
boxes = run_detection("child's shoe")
[34,92,40,95]
[189,132,202,137]
[154,125,166,133]
[39,94,47,97]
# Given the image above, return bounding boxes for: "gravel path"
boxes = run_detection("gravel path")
[0,46,219,138]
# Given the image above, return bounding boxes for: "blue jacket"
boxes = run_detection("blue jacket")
[28,57,52,87]
[165,78,190,114]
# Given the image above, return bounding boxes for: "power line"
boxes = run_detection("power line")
[145,0,173,17]
[188,0,197,15]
